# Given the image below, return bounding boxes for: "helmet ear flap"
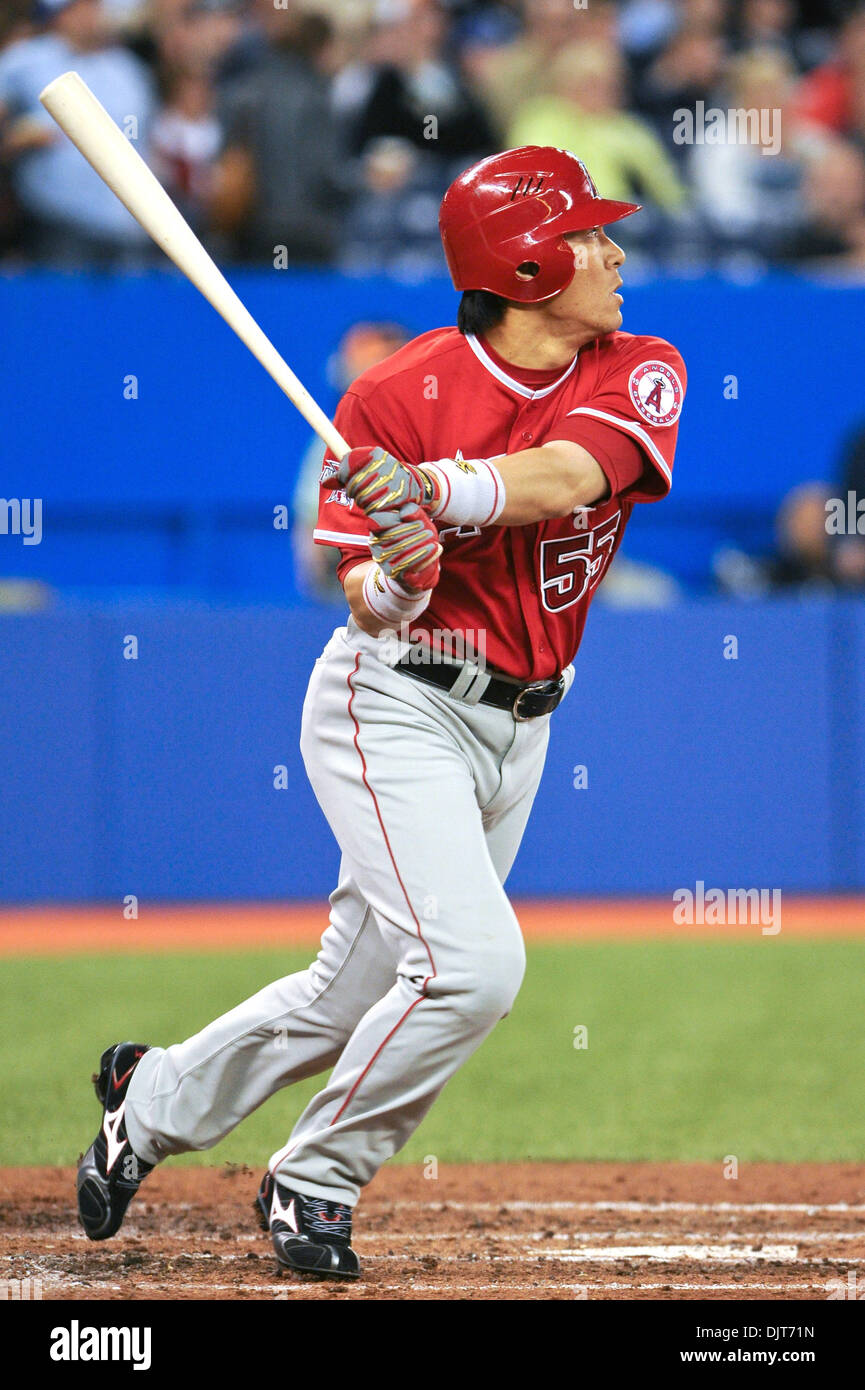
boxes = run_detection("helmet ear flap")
[500,236,580,304]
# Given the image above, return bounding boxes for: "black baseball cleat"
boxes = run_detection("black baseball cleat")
[77,1041,153,1241]
[255,1170,361,1281]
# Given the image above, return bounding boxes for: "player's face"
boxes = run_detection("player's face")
[551,228,626,337]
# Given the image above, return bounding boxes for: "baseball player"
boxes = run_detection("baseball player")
[77,147,685,1282]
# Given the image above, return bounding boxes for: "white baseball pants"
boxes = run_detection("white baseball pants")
[125,619,567,1205]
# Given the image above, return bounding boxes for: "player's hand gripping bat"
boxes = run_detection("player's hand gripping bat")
[39,71,350,459]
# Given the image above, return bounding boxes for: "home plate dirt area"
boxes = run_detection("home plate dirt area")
[4,1163,865,1302]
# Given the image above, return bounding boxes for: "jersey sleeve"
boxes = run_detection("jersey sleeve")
[550,337,686,503]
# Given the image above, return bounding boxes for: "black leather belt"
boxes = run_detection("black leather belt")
[394,654,565,720]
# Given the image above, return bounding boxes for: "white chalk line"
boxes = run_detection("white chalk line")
[254,1245,806,1265]
[18,1249,863,1270]
[385,1200,865,1214]
[135,1199,865,1216]
[392,1230,865,1244]
[38,1278,837,1297]
[11,1197,865,1300]
[21,1227,865,1248]
[537,1244,799,1263]
[239,1249,856,1267]
[25,1223,865,1253]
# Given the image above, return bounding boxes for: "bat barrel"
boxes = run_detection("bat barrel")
[39,72,349,459]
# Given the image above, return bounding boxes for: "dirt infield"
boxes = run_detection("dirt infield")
[2,896,865,955]
[3,1163,864,1301]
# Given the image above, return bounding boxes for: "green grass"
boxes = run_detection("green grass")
[2,941,863,1166]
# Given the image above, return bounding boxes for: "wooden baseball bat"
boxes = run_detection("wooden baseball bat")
[39,70,350,458]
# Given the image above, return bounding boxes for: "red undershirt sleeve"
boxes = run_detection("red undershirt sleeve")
[336,552,371,585]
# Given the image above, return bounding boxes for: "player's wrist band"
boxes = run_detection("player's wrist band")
[420,457,505,527]
[362,564,431,626]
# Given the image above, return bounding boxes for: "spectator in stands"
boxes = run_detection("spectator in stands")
[0,1,32,258]
[834,420,865,589]
[689,47,811,258]
[101,0,151,29]
[772,483,837,589]
[452,7,521,141]
[340,135,447,277]
[209,6,350,264]
[346,0,496,161]
[508,39,687,212]
[187,0,269,88]
[150,11,223,231]
[136,2,266,92]
[637,17,728,161]
[792,2,865,136]
[730,0,831,72]
[775,138,865,272]
[617,0,681,75]
[0,2,33,51]
[468,0,616,140]
[179,0,246,73]
[680,0,728,27]
[293,319,411,600]
[0,0,155,266]
[714,482,839,595]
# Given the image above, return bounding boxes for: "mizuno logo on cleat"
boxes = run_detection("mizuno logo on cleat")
[270,1185,299,1232]
[103,1103,127,1175]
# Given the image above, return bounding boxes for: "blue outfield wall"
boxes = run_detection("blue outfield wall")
[0,594,857,903]
[1,271,865,591]
[2,269,863,901]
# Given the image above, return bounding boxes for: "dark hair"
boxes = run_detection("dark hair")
[457,290,508,336]
[276,11,333,61]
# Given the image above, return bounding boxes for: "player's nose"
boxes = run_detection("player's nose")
[601,230,625,267]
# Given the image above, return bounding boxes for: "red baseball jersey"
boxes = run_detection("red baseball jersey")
[315,327,686,680]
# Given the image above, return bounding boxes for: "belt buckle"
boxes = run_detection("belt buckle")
[513,680,549,722]
[511,675,567,722]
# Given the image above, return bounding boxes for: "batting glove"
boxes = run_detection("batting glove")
[369,504,441,593]
[330,446,440,522]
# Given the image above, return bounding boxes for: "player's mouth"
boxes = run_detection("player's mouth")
[610,279,623,303]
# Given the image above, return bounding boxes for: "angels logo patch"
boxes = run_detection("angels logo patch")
[628,361,683,428]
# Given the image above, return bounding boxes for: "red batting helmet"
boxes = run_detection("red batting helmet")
[439,146,640,304]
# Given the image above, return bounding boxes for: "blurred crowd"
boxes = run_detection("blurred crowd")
[1,0,865,274]
[713,421,865,598]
